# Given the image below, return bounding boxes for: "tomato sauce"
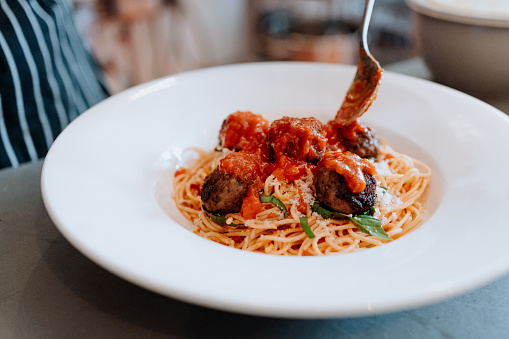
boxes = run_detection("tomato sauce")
[326,119,365,151]
[317,151,375,193]
[271,155,310,182]
[241,193,263,219]
[220,111,269,152]
[268,116,327,163]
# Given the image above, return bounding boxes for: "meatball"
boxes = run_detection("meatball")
[201,168,248,214]
[343,126,379,158]
[314,167,376,215]
[326,121,379,158]
[219,111,269,152]
[201,151,265,214]
[268,116,327,162]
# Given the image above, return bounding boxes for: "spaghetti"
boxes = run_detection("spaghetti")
[172,140,431,256]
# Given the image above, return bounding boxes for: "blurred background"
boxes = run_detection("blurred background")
[73,0,416,94]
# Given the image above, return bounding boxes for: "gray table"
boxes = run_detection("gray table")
[2,60,509,338]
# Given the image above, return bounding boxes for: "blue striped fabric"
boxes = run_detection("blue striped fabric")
[0,0,109,169]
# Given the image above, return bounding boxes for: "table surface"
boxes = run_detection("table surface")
[2,59,509,338]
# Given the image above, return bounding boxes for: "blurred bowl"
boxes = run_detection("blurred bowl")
[407,0,509,98]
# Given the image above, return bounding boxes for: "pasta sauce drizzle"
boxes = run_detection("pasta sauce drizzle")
[318,151,375,193]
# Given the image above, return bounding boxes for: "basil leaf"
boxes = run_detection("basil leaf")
[363,206,376,216]
[350,215,392,240]
[299,216,315,239]
[311,202,349,220]
[312,203,391,240]
[203,206,243,227]
[260,195,288,218]
[354,214,382,226]
[204,210,228,226]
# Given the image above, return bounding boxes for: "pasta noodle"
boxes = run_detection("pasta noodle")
[172,143,431,256]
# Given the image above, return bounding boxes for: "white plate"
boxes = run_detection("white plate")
[41,62,509,318]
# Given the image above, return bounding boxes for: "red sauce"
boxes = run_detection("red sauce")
[326,119,365,151]
[318,151,375,193]
[241,193,263,219]
[272,155,311,182]
[268,116,327,163]
[220,111,269,152]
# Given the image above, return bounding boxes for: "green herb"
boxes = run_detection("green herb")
[311,203,391,240]
[204,209,228,226]
[203,206,243,227]
[299,216,315,239]
[363,206,376,216]
[350,215,391,240]
[311,202,350,220]
[260,195,288,218]
[379,186,388,195]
